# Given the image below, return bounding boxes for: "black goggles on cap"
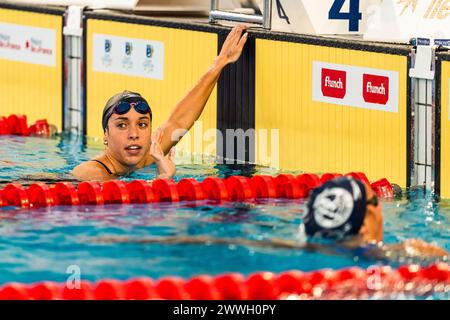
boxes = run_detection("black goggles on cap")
[103,100,152,130]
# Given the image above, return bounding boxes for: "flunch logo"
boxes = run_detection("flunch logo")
[313,61,398,113]
[321,68,347,99]
[363,74,389,105]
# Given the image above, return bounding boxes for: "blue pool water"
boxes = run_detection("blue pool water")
[0,135,449,298]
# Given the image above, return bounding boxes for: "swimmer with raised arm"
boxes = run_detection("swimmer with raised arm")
[72,25,249,181]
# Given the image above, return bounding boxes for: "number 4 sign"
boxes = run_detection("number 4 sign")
[328,0,363,32]
[269,0,381,35]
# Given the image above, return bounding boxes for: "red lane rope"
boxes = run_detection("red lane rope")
[0,263,447,300]
[0,114,50,137]
[0,173,394,209]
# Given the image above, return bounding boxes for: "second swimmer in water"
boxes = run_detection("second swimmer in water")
[90,177,448,263]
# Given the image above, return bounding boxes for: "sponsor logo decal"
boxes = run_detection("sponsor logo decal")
[363,74,389,105]
[312,61,398,113]
[321,68,347,99]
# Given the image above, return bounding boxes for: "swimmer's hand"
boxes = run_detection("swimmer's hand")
[217,25,249,66]
[150,127,176,179]
[402,239,449,258]
[385,239,449,259]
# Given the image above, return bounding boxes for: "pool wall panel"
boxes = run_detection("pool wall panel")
[85,18,218,157]
[440,59,450,198]
[217,34,255,164]
[0,5,64,131]
[255,39,408,186]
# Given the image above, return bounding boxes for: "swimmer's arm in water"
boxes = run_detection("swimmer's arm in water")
[382,239,449,259]
[88,235,449,264]
[150,128,176,179]
[89,235,342,257]
[156,25,249,156]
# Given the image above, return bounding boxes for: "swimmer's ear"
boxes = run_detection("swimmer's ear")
[104,128,110,145]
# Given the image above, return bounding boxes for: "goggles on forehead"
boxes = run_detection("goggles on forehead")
[103,99,152,130]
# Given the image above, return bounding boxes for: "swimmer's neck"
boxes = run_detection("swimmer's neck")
[102,151,148,176]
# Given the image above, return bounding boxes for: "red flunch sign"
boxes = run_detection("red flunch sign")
[321,68,347,99]
[363,74,389,105]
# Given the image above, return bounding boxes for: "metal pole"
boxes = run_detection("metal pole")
[263,0,272,29]
[63,6,84,135]
[210,0,219,23]
[409,45,437,193]
[210,11,264,25]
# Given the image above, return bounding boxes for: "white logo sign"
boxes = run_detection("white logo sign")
[93,34,164,80]
[365,0,450,42]
[0,22,56,67]
[312,61,399,113]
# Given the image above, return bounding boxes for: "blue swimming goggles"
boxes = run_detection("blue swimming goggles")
[103,99,152,130]
[113,100,151,117]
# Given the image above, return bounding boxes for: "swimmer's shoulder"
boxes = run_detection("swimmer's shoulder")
[71,159,111,181]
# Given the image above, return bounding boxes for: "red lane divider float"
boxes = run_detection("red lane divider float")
[28,182,54,208]
[127,180,154,203]
[320,173,343,183]
[0,263,447,300]
[0,114,50,137]
[52,182,80,206]
[225,176,255,200]
[274,174,307,199]
[78,181,104,205]
[177,178,205,201]
[152,179,179,202]
[0,173,395,209]
[250,175,277,198]
[2,183,30,208]
[345,172,371,185]
[103,180,129,205]
[297,173,321,194]
[0,117,11,135]
[200,177,229,201]
[371,178,394,198]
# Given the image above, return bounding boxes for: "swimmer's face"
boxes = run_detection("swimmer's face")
[104,108,152,167]
[359,184,384,243]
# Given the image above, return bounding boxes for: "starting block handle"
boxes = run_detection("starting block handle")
[210,0,272,29]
